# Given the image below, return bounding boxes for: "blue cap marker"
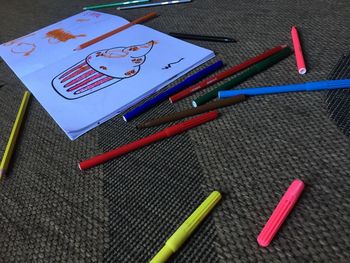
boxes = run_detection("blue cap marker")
[218,79,350,98]
[122,60,224,122]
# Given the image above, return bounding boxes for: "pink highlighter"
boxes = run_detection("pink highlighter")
[291,26,307,74]
[257,179,305,247]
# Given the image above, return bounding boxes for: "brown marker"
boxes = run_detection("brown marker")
[137,94,246,129]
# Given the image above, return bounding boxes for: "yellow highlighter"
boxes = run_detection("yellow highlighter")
[150,191,222,263]
[0,91,30,179]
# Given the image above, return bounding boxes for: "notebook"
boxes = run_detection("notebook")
[0,11,214,140]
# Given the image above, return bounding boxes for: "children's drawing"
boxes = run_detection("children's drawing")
[3,33,37,56]
[52,40,155,99]
[83,12,102,19]
[10,43,36,56]
[162,58,184,69]
[2,33,36,46]
[76,18,90,22]
[45,29,86,44]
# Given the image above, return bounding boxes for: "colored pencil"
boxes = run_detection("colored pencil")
[0,91,30,179]
[83,0,150,10]
[169,45,287,103]
[137,95,246,128]
[192,46,292,107]
[74,12,158,50]
[79,111,218,170]
[117,0,192,10]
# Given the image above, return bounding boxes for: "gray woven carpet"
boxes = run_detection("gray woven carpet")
[0,0,349,262]
[326,52,350,137]
[100,103,219,263]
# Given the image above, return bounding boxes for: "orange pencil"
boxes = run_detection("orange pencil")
[74,12,158,51]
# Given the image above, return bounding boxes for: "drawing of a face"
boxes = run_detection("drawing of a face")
[52,41,155,99]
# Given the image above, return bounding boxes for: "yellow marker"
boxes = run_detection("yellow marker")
[0,91,30,179]
[150,191,222,263]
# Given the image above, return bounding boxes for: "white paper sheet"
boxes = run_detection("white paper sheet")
[0,11,214,140]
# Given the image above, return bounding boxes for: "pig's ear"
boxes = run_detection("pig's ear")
[128,41,155,58]
[103,47,128,58]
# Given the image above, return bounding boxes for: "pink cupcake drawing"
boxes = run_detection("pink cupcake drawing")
[52,40,155,99]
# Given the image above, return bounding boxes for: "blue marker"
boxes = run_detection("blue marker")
[218,79,350,98]
[122,60,224,121]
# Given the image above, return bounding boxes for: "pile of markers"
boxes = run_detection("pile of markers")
[1,2,350,262]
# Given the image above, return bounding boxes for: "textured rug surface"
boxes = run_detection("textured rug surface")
[0,0,349,262]
[0,60,108,262]
[166,1,350,262]
[325,52,350,137]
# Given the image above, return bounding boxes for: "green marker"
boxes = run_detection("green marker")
[192,46,292,107]
[83,0,150,10]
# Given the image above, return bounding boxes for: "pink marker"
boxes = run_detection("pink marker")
[291,26,307,74]
[257,179,304,247]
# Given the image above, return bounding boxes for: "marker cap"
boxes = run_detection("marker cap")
[149,245,173,263]
[298,67,307,74]
[257,179,304,247]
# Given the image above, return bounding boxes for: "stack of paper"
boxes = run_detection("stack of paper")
[0,11,214,140]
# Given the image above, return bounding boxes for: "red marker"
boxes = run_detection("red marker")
[169,45,287,103]
[257,179,305,247]
[79,111,219,170]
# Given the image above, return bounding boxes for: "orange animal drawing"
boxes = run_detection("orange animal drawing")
[45,29,86,44]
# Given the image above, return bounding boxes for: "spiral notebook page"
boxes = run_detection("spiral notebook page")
[0,11,214,140]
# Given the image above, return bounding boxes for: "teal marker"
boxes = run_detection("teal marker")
[83,0,150,10]
[117,0,192,10]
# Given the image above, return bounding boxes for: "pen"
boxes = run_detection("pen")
[192,46,292,107]
[79,111,219,170]
[122,60,224,122]
[150,191,222,263]
[218,79,350,98]
[117,0,192,10]
[169,32,236,43]
[169,45,286,103]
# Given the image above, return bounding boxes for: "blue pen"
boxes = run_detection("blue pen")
[218,79,350,98]
[122,60,224,121]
